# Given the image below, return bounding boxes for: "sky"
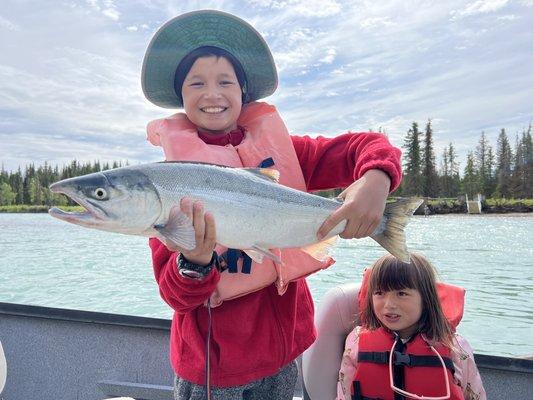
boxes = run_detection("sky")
[1,0,532,172]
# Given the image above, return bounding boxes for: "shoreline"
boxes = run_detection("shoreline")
[0,207,531,216]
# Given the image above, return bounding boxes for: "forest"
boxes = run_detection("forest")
[1,122,531,207]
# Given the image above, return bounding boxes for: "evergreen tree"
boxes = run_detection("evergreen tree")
[495,128,513,197]
[401,122,423,196]
[462,152,479,198]
[422,119,438,197]
[11,168,24,204]
[448,143,461,197]
[526,125,533,198]
[511,126,533,198]
[28,176,43,205]
[0,182,16,205]
[439,147,450,197]
[474,131,493,196]
[486,147,495,196]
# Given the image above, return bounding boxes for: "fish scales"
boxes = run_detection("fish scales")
[48,162,423,262]
[137,163,335,209]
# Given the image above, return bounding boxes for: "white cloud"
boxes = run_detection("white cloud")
[452,0,509,18]
[1,1,532,172]
[497,14,519,20]
[291,0,341,17]
[0,14,19,31]
[247,0,341,16]
[86,0,120,21]
[102,8,120,21]
[319,48,337,64]
[360,16,394,30]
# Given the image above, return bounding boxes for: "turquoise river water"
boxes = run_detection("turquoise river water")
[0,213,531,357]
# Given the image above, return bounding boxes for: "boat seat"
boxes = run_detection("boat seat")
[302,283,361,400]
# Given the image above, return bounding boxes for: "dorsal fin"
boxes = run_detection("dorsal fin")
[243,168,280,183]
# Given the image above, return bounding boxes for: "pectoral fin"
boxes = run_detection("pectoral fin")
[301,236,337,261]
[250,245,282,264]
[154,206,196,250]
[243,168,280,183]
[243,249,265,264]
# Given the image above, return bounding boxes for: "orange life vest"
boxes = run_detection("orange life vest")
[351,268,466,400]
[147,101,334,307]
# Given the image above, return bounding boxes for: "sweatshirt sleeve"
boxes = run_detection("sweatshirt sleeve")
[291,133,402,192]
[453,334,487,400]
[149,237,220,314]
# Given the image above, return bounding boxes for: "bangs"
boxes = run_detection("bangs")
[370,258,418,292]
[174,45,248,103]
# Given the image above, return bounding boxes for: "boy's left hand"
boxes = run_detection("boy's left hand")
[317,169,391,240]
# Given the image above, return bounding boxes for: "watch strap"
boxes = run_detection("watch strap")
[177,251,219,280]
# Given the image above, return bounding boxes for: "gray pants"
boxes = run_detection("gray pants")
[173,360,299,400]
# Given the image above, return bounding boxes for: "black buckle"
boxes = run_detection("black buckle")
[393,351,411,366]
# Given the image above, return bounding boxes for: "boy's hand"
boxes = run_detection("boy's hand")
[317,169,390,240]
[161,198,217,266]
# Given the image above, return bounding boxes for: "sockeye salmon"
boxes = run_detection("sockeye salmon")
[49,162,422,263]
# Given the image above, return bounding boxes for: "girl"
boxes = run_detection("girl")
[337,253,486,400]
[142,10,403,400]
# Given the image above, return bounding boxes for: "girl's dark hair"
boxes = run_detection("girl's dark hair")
[174,46,249,105]
[361,253,455,348]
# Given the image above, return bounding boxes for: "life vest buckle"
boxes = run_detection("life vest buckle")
[393,351,411,366]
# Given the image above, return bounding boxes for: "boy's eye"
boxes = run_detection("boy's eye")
[398,291,409,296]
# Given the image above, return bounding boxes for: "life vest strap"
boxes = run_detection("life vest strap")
[258,157,275,168]
[358,351,454,372]
[219,249,253,274]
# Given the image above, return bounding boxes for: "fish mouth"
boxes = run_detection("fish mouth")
[48,183,108,225]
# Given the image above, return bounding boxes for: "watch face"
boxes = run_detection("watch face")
[178,268,204,280]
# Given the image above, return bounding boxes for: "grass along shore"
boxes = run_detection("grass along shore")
[0,205,84,213]
[419,198,533,214]
[1,198,532,214]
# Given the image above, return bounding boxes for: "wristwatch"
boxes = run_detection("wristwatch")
[177,251,219,280]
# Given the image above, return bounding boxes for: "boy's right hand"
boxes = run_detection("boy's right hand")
[161,198,217,266]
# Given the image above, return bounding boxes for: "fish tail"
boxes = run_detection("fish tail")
[371,198,423,263]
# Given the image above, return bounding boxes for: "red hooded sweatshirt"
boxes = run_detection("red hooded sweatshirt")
[150,130,402,387]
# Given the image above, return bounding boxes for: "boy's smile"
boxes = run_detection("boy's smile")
[181,56,243,135]
[372,288,423,339]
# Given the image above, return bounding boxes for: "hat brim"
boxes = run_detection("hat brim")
[142,10,278,109]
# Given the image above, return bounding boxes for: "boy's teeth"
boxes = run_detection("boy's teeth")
[202,107,225,113]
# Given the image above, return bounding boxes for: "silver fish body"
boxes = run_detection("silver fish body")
[49,162,422,262]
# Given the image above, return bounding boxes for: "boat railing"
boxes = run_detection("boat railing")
[1,302,532,400]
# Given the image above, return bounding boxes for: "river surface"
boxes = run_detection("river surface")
[0,213,531,357]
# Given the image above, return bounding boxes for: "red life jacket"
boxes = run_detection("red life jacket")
[351,268,466,400]
[353,328,464,400]
[147,101,334,307]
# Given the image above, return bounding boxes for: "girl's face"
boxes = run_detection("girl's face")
[372,288,423,339]
[182,56,243,135]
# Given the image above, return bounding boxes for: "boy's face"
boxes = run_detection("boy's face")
[182,56,243,134]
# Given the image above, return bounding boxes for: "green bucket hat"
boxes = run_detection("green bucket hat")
[142,10,278,109]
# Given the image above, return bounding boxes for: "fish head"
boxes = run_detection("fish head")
[48,167,162,235]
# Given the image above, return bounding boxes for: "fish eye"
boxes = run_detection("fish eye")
[93,188,107,199]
